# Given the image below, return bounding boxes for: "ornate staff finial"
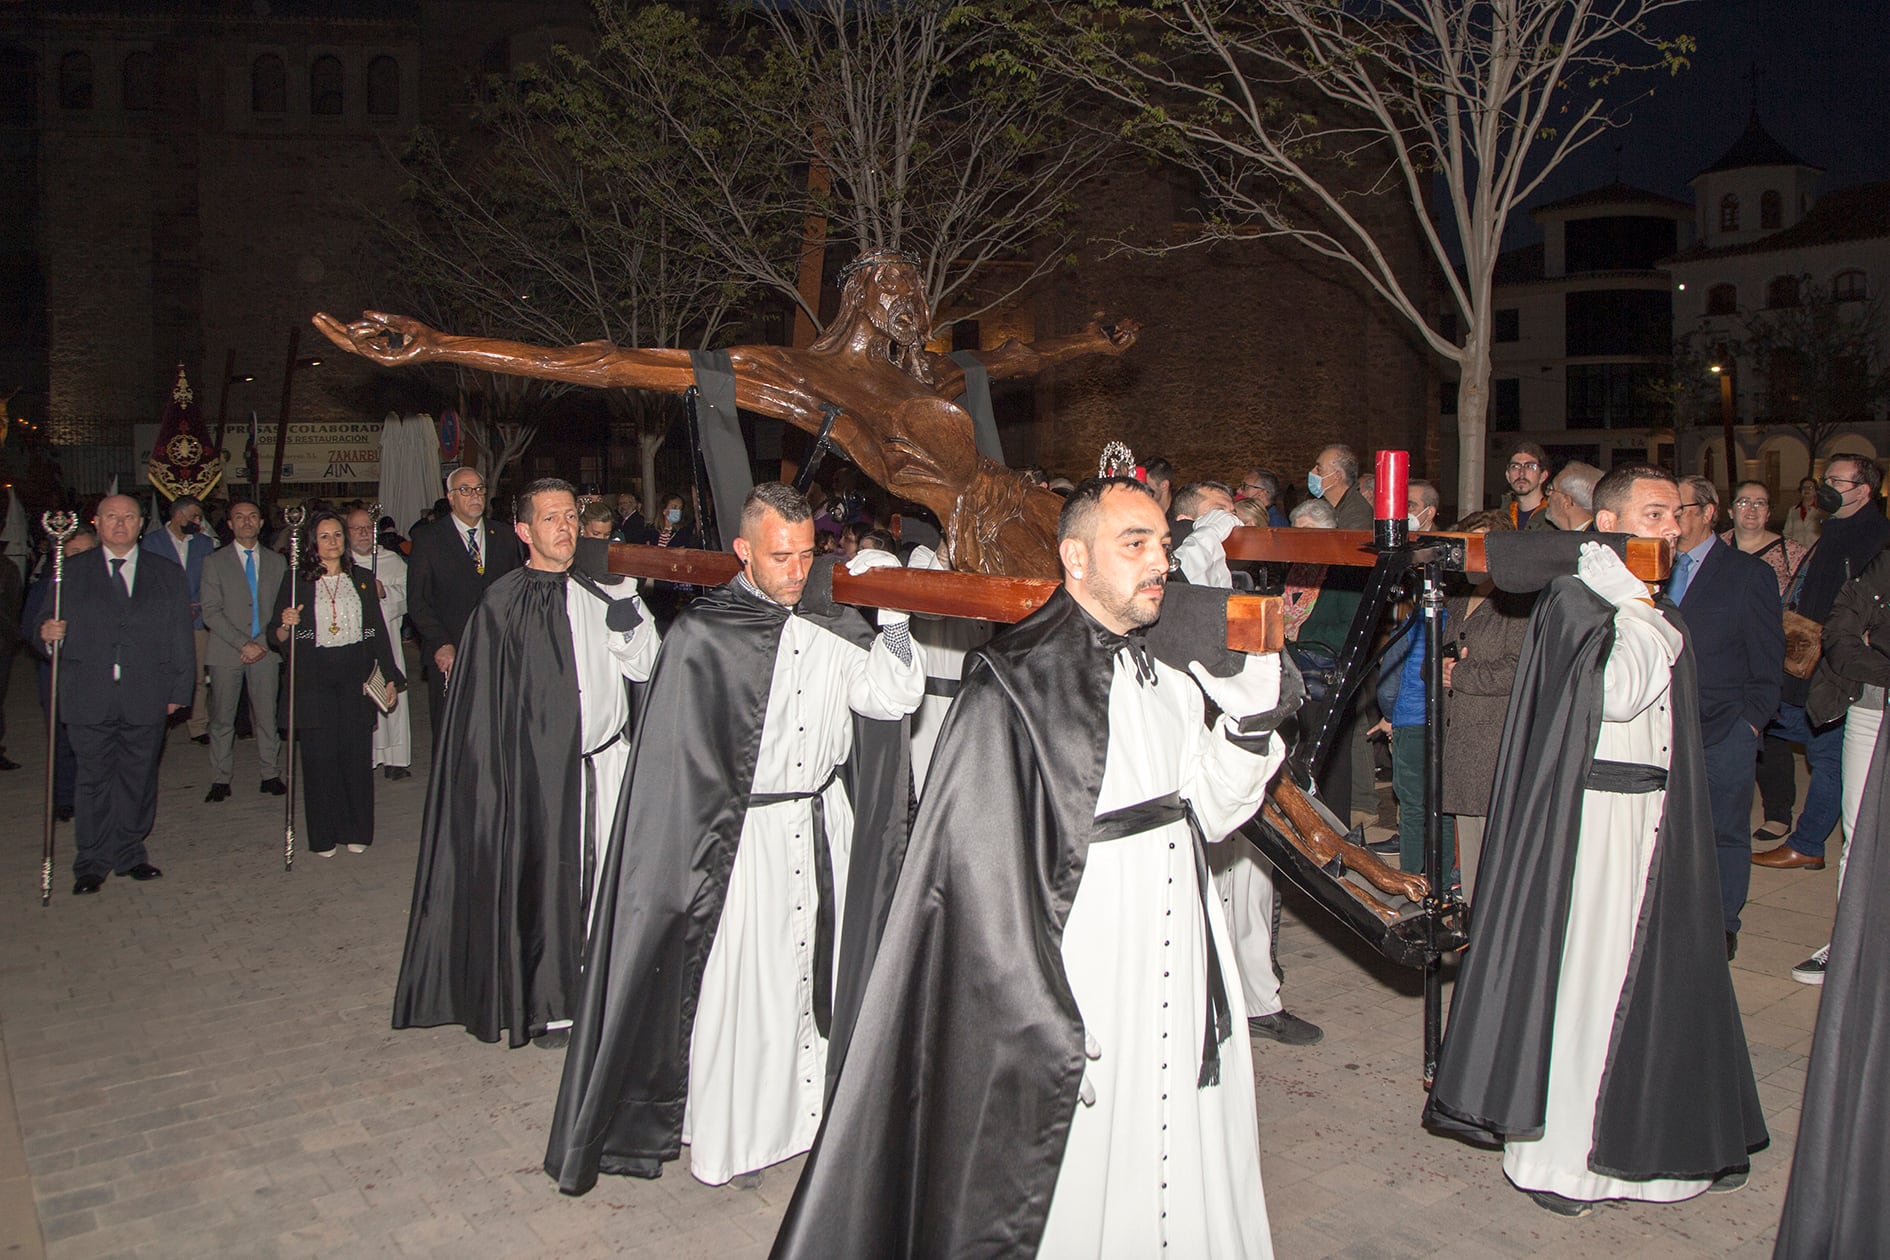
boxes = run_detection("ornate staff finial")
[1098,441,1142,481]
[171,363,195,406]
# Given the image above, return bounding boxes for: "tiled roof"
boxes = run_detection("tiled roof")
[1665,181,1890,264]
[1695,112,1821,178]
[1532,181,1693,215]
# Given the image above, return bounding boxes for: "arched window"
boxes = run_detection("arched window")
[1719,193,1740,232]
[366,55,398,117]
[310,54,343,116]
[251,53,285,114]
[1834,270,1867,302]
[121,51,156,112]
[58,51,93,110]
[1766,275,1801,309]
[1761,190,1782,230]
[1707,283,1738,317]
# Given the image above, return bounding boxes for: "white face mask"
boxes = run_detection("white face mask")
[1407,512,1425,530]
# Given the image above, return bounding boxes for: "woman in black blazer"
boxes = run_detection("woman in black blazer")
[270,512,405,857]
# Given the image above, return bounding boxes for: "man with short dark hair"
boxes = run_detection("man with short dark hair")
[1501,440,1554,531]
[1668,476,1784,958]
[1428,465,1766,1215]
[1309,444,1372,530]
[1755,452,1890,880]
[1143,456,1176,514]
[547,481,924,1193]
[774,477,1295,1257]
[142,493,217,739]
[199,499,288,801]
[396,477,658,1050]
[1168,479,1236,561]
[406,466,521,744]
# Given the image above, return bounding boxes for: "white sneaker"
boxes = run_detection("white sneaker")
[1791,945,1829,985]
[347,844,367,854]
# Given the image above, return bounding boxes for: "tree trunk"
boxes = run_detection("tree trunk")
[1454,333,1492,512]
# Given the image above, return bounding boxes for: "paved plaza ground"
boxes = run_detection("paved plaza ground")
[0,646,1834,1258]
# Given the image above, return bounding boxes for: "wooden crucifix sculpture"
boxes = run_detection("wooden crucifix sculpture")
[313,250,1137,579]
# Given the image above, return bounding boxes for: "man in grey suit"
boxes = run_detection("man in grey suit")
[200,499,287,802]
[38,495,194,894]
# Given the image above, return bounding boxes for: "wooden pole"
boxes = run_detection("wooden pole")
[268,324,300,503]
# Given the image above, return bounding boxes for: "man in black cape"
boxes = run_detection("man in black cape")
[1774,692,1890,1255]
[1425,465,1767,1216]
[771,478,1299,1259]
[392,479,659,1048]
[544,482,922,1192]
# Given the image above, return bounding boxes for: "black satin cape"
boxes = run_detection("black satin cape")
[1424,577,1768,1180]
[771,587,1158,1260]
[542,568,908,1193]
[392,566,593,1047]
[1774,700,1890,1257]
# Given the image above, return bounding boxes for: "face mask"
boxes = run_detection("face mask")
[1407,512,1425,530]
[181,520,201,535]
[1307,471,1325,499]
[665,507,682,524]
[1815,482,1845,514]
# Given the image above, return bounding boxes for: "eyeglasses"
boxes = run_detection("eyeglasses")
[1239,481,1267,493]
[1674,502,1708,514]
[1824,477,1864,489]
[1507,461,1541,473]
[450,484,488,496]
[1732,498,1770,509]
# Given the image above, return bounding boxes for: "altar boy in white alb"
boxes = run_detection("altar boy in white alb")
[347,508,412,778]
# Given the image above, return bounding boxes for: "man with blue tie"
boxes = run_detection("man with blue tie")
[200,500,288,802]
[141,494,217,741]
[407,466,521,745]
[1670,475,1785,959]
[38,495,195,894]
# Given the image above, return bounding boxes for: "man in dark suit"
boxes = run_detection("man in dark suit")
[407,466,521,741]
[38,495,195,894]
[1671,476,1785,958]
[140,493,217,740]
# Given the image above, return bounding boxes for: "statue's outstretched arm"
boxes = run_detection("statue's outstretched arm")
[311,311,695,394]
[933,314,1141,392]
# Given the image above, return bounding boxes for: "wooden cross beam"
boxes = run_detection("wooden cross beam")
[605,542,1284,653]
[1221,527,1674,580]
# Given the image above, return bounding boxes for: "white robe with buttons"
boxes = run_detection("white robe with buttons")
[681,613,924,1185]
[1502,600,1711,1203]
[1039,649,1285,1258]
[355,547,413,769]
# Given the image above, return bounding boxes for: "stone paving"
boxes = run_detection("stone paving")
[0,647,1832,1258]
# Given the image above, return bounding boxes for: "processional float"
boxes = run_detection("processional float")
[313,249,1669,1078]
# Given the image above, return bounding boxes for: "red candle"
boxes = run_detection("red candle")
[1374,449,1409,521]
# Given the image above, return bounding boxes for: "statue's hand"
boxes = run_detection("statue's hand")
[1085,314,1140,355]
[311,310,441,366]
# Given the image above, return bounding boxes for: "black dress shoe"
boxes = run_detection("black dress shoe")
[190,734,209,745]
[383,766,412,781]
[0,754,20,771]
[72,873,105,895]
[116,863,164,881]
[205,783,232,803]
[1726,931,1739,961]
[55,805,74,822]
[532,1028,571,1050]
[259,778,287,796]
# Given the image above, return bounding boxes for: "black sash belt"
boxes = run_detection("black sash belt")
[1090,791,1232,1089]
[750,764,844,1039]
[578,724,630,933]
[1586,759,1668,794]
[924,676,962,699]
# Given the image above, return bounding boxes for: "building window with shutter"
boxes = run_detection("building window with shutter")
[310,54,343,117]
[1834,270,1867,303]
[1766,275,1801,309]
[252,54,286,114]
[366,55,398,117]
[1720,194,1740,232]
[1706,283,1738,316]
[1761,190,1782,230]
[121,51,156,111]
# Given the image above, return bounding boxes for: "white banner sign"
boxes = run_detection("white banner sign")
[135,421,383,486]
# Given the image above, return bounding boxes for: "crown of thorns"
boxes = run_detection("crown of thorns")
[836,249,923,289]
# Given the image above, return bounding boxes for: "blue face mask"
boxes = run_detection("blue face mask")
[665,507,682,524]
[1307,471,1325,499]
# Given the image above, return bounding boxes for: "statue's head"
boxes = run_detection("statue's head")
[814,249,934,382]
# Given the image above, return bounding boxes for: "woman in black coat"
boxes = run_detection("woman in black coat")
[270,511,405,857]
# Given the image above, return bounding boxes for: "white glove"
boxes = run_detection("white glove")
[1188,651,1281,721]
[1187,508,1239,545]
[1577,541,1651,607]
[907,544,949,573]
[844,549,909,626]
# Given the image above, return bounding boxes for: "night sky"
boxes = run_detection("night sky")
[1513,0,1890,242]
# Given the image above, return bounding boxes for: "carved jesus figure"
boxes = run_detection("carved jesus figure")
[314,251,1138,578]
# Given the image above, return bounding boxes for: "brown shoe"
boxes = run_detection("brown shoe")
[1752,844,1825,870]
